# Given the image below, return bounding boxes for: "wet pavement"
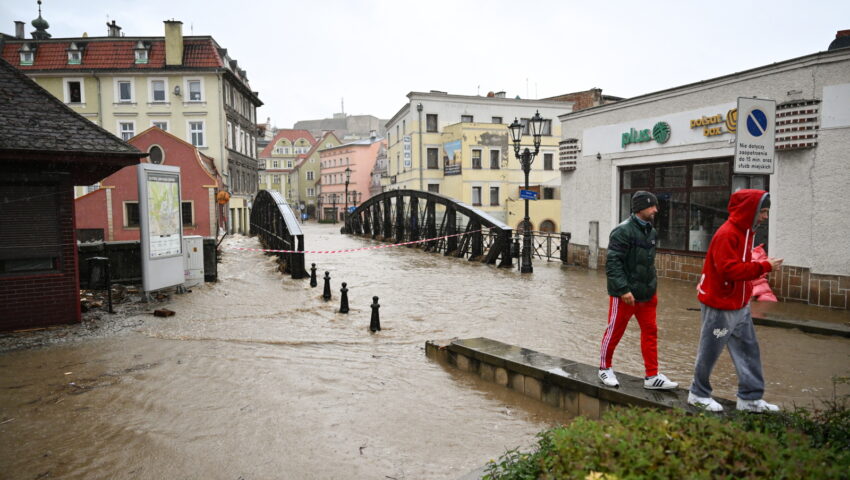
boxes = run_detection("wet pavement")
[1,222,848,479]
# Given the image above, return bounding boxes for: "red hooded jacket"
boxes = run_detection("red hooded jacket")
[697,189,773,310]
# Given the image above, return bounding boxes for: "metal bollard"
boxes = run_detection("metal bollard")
[339,282,349,314]
[560,232,572,265]
[322,271,332,301]
[310,263,318,288]
[369,296,381,332]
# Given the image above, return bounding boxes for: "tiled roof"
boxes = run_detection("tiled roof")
[0,37,222,71]
[258,129,317,157]
[0,56,143,155]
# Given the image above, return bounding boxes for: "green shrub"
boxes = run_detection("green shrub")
[484,402,850,480]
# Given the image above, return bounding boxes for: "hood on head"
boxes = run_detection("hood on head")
[727,189,768,231]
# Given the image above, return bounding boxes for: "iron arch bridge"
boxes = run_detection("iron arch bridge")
[249,190,307,279]
[343,189,513,268]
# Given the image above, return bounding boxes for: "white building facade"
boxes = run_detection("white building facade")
[559,46,850,309]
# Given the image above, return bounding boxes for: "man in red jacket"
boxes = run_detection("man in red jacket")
[688,189,783,412]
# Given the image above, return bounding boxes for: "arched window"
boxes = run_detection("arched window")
[516,220,534,233]
[149,145,164,164]
[539,220,556,233]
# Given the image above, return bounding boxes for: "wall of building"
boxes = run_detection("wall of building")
[559,50,850,308]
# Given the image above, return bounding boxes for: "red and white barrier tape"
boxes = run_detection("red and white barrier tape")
[227,229,489,254]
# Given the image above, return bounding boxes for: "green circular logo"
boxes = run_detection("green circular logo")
[652,121,671,144]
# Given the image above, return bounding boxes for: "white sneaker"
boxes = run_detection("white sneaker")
[688,391,723,412]
[644,373,678,390]
[598,368,619,387]
[736,398,779,412]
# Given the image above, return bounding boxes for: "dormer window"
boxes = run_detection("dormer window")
[134,41,149,64]
[19,44,35,65]
[67,42,82,65]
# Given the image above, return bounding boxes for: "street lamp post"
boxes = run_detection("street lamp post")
[508,111,545,274]
[332,193,337,224]
[343,166,352,233]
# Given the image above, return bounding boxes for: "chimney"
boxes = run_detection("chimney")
[106,20,121,37]
[828,29,850,51]
[14,21,24,39]
[164,20,184,66]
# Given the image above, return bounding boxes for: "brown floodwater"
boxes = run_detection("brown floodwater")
[1,222,848,479]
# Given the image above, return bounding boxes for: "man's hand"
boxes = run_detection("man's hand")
[767,257,784,271]
[620,292,635,306]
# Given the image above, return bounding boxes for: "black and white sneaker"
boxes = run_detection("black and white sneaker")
[644,373,678,390]
[598,368,619,387]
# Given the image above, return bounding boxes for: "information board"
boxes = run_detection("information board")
[734,97,776,174]
[138,164,185,293]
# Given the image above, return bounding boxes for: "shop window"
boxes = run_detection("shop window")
[0,183,60,275]
[619,159,767,253]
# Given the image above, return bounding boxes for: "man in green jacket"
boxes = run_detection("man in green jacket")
[598,191,678,390]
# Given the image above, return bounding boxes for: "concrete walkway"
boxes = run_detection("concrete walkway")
[750,300,850,337]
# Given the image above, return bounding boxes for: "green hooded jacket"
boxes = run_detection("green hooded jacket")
[605,214,657,302]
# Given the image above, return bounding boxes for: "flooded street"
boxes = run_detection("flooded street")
[1,222,849,479]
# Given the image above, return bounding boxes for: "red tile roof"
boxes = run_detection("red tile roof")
[1,37,223,70]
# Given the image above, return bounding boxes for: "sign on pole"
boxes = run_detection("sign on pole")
[519,189,539,200]
[138,164,185,293]
[734,97,776,174]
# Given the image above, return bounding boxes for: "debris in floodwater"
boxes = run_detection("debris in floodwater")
[153,309,175,317]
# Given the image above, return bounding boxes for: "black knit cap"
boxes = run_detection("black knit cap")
[631,191,658,213]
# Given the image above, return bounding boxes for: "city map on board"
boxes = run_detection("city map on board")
[146,172,182,258]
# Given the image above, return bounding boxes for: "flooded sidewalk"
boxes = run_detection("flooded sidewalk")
[1,223,848,479]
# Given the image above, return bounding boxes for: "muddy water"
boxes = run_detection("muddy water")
[1,223,848,479]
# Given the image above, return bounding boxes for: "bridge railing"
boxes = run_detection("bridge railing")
[344,189,513,268]
[249,190,307,279]
[511,230,572,264]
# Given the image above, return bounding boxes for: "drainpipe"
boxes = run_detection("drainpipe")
[416,102,423,191]
[92,71,102,127]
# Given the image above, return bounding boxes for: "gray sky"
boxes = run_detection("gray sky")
[3,0,848,128]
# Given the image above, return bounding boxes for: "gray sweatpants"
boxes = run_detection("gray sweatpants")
[690,303,765,401]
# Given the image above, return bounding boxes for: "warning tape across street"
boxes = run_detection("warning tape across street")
[227,229,489,255]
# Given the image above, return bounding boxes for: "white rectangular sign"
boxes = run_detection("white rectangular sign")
[138,164,185,293]
[734,97,776,174]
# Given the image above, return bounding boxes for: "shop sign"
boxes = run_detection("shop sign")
[689,109,738,137]
[621,121,671,148]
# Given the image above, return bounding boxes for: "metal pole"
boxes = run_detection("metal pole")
[344,180,349,233]
[521,148,533,273]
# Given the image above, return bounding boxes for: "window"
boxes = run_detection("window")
[472,186,482,206]
[287,160,293,168]
[152,121,168,132]
[491,116,503,124]
[426,114,438,132]
[273,175,281,184]
[402,120,406,134]
[67,50,81,65]
[427,183,440,193]
[148,145,164,164]
[543,187,555,200]
[307,187,315,197]
[116,79,133,103]
[461,115,473,123]
[272,160,279,168]
[150,79,166,102]
[189,121,205,147]
[618,159,763,253]
[427,148,439,169]
[306,171,314,181]
[540,220,556,233]
[541,119,552,136]
[124,202,140,228]
[0,182,60,275]
[135,49,148,64]
[182,202,193,226]
[489,186,499,206]
[544,153,553,170]
[187,79,202,101]
[64,78,83,104]
[490,150,500,169]
[472,149,482,169]
[118,121,135,141]
[20,50,34,65]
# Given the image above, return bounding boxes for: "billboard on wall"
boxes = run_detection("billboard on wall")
[734,97,776,174]
[138,164,185,292]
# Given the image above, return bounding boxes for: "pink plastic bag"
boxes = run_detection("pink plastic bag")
[751,244,778,302]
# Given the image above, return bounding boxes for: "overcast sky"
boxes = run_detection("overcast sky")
[3,1,848,128]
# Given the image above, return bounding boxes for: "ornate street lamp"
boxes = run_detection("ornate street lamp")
[508,110,544,273]
[343,166,352,232]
